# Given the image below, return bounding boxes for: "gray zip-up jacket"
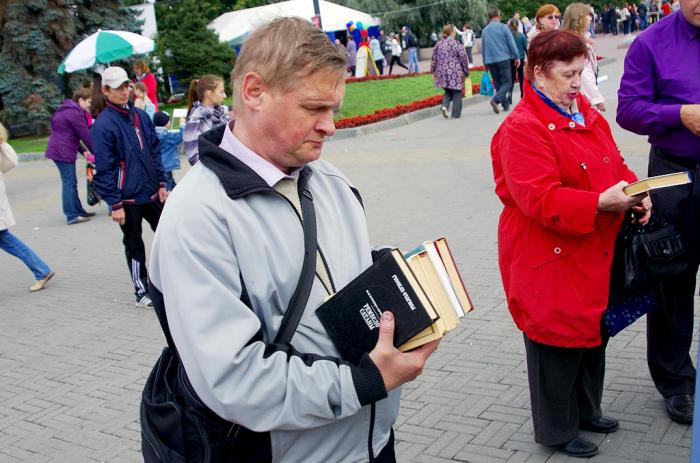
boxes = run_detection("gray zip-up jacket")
[148,125,399,462]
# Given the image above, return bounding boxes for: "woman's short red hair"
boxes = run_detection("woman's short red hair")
[524,30,588,80]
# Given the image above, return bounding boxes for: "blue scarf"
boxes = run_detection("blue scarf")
[531,83,585,126]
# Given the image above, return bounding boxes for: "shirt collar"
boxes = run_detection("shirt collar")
[524,80,598,131]
[218,120,301,187]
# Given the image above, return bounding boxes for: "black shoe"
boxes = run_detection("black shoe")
[81,211,97,217]
[665,394,693,424]
[555,436,598,458]
[580,416,619,433]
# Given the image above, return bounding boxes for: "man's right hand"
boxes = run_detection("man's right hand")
[111,208,126,225]
[369,311,440,392]
[680,104,700,136]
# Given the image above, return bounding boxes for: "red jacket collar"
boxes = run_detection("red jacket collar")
[521,80,600,132]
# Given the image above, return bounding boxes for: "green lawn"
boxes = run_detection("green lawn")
[9,72,483,154]
[7,135,50,154]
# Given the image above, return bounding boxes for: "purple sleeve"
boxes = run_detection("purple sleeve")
[457,42,469,74]
[69,111,93,153]
[616,38,683,136]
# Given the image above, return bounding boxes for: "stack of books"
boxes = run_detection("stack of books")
[316,238,473,364]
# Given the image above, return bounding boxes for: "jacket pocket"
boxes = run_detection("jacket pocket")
[524,226,583,268]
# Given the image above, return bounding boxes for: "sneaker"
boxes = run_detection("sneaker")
[30,270,55,292]
[441,106,449,118]
[135,294,154,309]
[81,212,97,217]
[67,216,90,225]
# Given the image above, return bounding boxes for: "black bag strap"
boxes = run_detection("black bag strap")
[150,167,318,351]
[274,177,317,345]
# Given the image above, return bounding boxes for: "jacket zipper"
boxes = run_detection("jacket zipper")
[368,403,377,461]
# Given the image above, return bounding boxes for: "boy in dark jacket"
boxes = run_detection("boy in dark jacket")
[92,66,168,308]
[153,111,183,191]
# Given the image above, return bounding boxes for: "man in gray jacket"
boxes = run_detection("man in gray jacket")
[146,17,439,462]
[481,7,520,113]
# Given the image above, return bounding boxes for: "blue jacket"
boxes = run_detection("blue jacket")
[481,20,519,65]
[92,101,166,209]
[155,126,183,172]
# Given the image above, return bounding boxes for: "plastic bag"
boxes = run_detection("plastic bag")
[479,72,494,96]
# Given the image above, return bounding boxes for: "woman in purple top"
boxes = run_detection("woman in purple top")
[45,87,95,225]
[431,24,470,118]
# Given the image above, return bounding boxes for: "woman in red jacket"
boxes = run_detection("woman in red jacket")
[132,59,159,112]
[491,30,651,458]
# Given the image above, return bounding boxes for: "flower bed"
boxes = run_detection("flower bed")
[336,83,482,129]
[345,66,486,84]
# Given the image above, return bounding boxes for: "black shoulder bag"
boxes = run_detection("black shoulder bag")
[141,183,318,463]
[603,212,687,337]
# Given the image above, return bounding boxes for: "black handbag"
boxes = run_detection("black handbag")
[141,178,318,462]
[86,163,100,206]
[603,212,687,337]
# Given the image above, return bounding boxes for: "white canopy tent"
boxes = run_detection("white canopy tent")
[209,0,381,47]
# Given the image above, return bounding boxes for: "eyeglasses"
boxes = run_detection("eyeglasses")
[546,14,561,20]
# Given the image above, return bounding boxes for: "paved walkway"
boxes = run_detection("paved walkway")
[1,34,696,462]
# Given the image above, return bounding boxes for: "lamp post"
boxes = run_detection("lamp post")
[312,0,322,29]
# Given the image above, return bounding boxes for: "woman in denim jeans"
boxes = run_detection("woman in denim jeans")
[45,87,95,225]
[0,124,54,291]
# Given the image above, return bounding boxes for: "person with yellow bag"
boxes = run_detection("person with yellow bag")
[430,24,470,119]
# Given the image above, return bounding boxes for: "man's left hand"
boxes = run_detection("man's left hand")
[158,187,169,203]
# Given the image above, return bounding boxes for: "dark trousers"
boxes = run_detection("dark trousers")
[465,46,473,64]
[375,59,384,75]
[442,89,463,118]
[389,56,407,74]
[646,147,699,398]
[488,60,513,109]
[374,429,395,462]
[54,160,88,222]
[524,333,608,446]
[511,59,524,99]
[120,202,162,297]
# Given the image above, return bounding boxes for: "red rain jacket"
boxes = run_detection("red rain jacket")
[491,82,638,348]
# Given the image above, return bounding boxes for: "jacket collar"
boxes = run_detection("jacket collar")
[105,101,134,118]
[522,80,599,132]
[198,124,313,199]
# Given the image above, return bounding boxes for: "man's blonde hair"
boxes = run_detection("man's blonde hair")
[231,17,347,111]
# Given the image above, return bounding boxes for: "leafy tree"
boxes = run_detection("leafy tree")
[0,0,140,134]
[155,0,236,95]
[337,0,489,40]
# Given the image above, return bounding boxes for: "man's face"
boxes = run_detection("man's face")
[255,69,345,172]
[680,0,700,26]
[102,82,131,105]
[514,12,521,19]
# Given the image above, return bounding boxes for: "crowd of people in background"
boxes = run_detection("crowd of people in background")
[3,1,698,460]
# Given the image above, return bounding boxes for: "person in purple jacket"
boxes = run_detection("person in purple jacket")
[45,87,96,225]
[617,0,700,425]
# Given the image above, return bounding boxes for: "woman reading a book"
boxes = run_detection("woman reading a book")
[490,30,651,459]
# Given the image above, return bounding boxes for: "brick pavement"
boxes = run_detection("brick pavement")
[1,34,696,462]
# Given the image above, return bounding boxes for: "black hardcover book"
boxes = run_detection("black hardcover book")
[316,249,436,365]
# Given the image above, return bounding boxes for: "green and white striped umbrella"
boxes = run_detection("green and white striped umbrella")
[57,29,155,74]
